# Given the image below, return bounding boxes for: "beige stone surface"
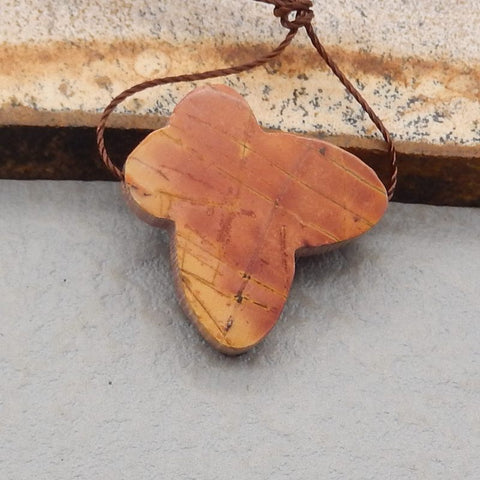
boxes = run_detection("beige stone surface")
[1,0,480,153]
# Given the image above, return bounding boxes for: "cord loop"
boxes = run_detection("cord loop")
[98,0,397,200]
[257,0,314,30]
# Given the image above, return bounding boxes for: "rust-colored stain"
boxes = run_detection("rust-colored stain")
[1,37,479,99]
[2,35,480,160]
[124,85,388,354]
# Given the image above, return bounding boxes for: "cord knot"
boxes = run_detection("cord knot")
[267,0,314,30]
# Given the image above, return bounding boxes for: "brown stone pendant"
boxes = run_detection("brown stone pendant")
[123,85,388,354]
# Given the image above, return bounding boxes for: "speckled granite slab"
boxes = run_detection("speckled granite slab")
[1,0,479,148]
[0,1,479,204]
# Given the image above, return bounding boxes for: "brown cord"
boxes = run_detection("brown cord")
[96,29,297,182]
[97,0,397,200]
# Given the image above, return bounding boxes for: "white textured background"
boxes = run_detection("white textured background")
[1,181,479,479]
[3,0,479,60]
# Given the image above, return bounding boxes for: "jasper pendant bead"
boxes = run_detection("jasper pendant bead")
[123,85,388,354]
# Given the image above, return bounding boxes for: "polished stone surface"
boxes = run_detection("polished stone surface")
[1,180,479,478]
[125,85,389,353]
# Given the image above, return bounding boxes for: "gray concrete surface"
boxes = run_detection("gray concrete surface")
[1,180,479,479]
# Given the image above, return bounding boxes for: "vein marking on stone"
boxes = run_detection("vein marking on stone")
[180,249,219,277]
[273,162,374,227]
[325,152,386,195]
[141,159,216,191]
[157,128,184,146]
[213,163,274,205]
[181,111,268,164]
[177,231,220,260]
[180,268,231,299]
[129,156,169,181]
[244,294,271,311]
[249,277,288,299]
[216,157,342,241]
[277,205,341,242]
[182,279,228,342]
[239,143,375,228]
[227,144,313,322]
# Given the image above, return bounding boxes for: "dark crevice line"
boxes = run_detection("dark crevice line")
[0,125,478,207]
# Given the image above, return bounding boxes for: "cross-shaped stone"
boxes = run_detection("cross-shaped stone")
[124,84,388,354]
